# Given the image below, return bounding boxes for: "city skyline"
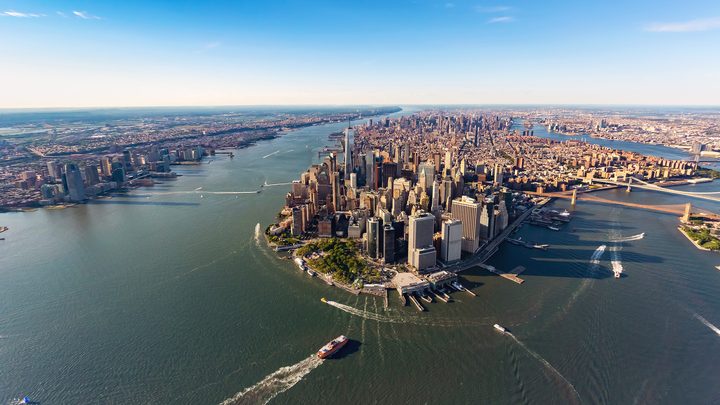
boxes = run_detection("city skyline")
[2,0,720,108]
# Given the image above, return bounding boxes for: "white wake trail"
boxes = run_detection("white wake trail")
[608,233,645,243]
[263,181,294,187]
[590,245,607,266]
[693,313,720,336]
[506,332,582,404]
[323,300,488,327]
[254,223,261,245]
[219,355,323,405]
[262,150,280,159]
[609,245,623,278]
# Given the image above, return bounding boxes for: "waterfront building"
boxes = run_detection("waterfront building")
[383,224,395,263]
[479,199,495,240]
[408,211,436,271]
[64,162,85,202]
[291,207,303,236]
[84,164,100,186]
[46,161,62,181]
[367,217,382,259]
[451,196,482,253]
[441,219,462,263]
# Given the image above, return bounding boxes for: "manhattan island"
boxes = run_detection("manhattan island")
[267,110,714,304]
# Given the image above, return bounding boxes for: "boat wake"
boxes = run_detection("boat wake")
[506,333,582,404]
[609,245,623,278]
[693,313,720,336]
[254,223,262,246]
[218,354,323,405]
[608,233,645,243]
[590,245,607,266]
[323,299,489,327]
[263,180,294,187]
[262,150,280,159]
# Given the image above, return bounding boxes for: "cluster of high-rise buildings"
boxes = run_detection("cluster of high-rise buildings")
[1,145,204,207]
[277,118,530,273]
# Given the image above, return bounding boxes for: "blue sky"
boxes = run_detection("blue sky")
[1,0,719,107]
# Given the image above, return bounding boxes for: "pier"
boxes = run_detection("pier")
[477,264,526,284]
[408,294,426,312]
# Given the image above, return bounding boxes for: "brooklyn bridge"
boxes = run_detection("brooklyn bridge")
[532,176,720,218]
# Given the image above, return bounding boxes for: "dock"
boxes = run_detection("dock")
[400,293,407,306]
[458,282,477,297]
[478,264,526,284]
[384,289,389,309]
[408,294,426,312]
[431,289,448,303]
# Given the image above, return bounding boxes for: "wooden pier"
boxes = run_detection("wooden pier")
[408,294,426,312]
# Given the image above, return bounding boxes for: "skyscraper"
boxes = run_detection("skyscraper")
[408,211,436,271]
[451,196,481,253]
[64,162,85,202]
[441,219,462,263]
[383,224,395,263]
[367,217,382,259]
[343,127,353,177]
[46,160,62,181]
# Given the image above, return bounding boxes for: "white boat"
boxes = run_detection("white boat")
[548,226,560,231]
[493,324,506,333]
[293,257,306,271]
[307,269,316,277]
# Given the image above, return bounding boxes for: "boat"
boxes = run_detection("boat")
[493,324,507,333]
[317,335,349,359]
[20,397,39,405]
[614,272,621,279]
[320,297,327,303]
[293,257,306,271]
[548,226,560,231]
[307,269,316,277]
[533,244,549,250]
[419,292,433,303]
[451,281,464,291]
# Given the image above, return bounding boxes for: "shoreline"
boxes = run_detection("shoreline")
[678,226,713,252]
[0,108,403,214]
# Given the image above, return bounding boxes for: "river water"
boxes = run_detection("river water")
[1,111,720,404]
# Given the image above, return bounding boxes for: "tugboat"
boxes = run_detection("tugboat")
[317,335,349,359]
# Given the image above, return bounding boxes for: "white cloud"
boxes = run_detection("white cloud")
[488,16,514,23]
[56,11,67,17]
[72,10,101,20]
[1,10,44,18]
[475,5,511,13]
[645,17,720,32]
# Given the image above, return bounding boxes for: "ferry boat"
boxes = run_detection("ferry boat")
[493,324,507,333]
[317,335,348,359]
